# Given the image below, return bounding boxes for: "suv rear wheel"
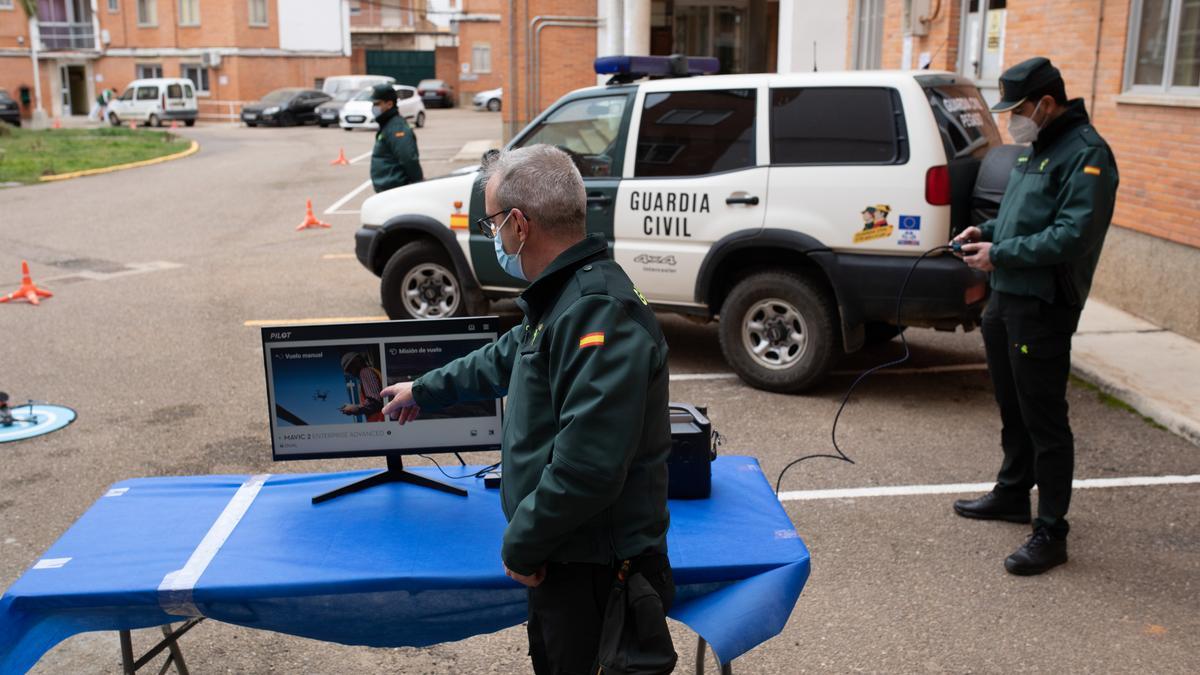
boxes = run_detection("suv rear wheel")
[381,240,466,320]
[718,271,838,393]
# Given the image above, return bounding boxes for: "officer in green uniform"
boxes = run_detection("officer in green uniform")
[368,83,423,193]
[952,57,1119,576]
[380,145,674,672]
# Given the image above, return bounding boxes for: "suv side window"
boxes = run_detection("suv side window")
[770,87,905,165]
[514,95,628,177]
[922,84,1000,159]
[136,86,158,101]
[634,89,756,177]
[119,88,135,101]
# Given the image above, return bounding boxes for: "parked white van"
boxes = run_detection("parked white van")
[322,75,395,96]
[107,78,198,127]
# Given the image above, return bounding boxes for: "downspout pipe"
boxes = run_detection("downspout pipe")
[526,15,600,121]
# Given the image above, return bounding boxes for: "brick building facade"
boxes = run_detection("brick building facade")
[0,0,351,123]
[846,0,1200,340]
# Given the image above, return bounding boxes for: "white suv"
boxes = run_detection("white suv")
[355,56,1005,391]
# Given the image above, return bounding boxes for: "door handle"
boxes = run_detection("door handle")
[587,192,613,207]
[725,194,760,206]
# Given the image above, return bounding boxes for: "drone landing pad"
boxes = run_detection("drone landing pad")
[0,405,77,444]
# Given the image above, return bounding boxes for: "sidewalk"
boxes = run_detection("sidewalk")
[1073,299,1200,446]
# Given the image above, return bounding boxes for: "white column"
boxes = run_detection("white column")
[606,0,625,56]
[777,0,795,73]
[623,0,650,56]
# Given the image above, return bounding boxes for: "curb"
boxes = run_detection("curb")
[1071,359,1200,447]
[38,140,200,183]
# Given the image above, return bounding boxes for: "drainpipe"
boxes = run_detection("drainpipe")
[1089,0,1105,116]
[507,0,518,139]
[526,16,600,121]
[29,16,47,127]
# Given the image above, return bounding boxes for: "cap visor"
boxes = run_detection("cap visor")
[990,97,1025,113]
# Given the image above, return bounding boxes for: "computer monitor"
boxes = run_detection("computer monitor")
[260,317,502,502]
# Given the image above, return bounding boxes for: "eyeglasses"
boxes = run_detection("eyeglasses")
[475,208,514,239]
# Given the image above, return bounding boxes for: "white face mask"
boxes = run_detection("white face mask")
[1007,101,1044,144]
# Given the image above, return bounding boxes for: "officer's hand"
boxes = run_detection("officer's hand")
[961,242,995,272]
[505,564,546,588]
[381,382,420,424]
[952,226,983,245]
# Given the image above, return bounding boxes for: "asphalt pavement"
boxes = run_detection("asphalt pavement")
[1,110,1196,674]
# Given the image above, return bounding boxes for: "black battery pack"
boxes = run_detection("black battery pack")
[667,402,716,499]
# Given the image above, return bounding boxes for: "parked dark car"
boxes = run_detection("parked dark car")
[0,89,21,127]
[316,88,360,128]
[241,88,331,127]
[417,79,455,108]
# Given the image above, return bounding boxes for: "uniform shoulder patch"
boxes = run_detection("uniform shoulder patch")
[394,131,405,137]
[1083,165,1101,176]
[579,332,605,349]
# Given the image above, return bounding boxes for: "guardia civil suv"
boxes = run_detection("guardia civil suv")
[355,55,1007,392]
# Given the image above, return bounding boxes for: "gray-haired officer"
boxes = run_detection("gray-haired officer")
[952,57,1119,575]
[369,83,423,193]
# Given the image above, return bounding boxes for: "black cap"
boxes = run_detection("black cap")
[991,57,1063,112]
[370,83,397,102]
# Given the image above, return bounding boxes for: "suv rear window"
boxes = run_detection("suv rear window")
[770,87,905,164]
[634,89,756,177]
[167,84,183,99]
[923,84,1001,159]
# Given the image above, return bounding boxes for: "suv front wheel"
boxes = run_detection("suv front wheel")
[718,271,838,393]
[381,240,467,320]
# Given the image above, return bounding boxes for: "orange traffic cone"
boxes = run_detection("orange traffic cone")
[128,120,137,130]
[169,120,180,130]
[0,261,54,306]
[296,199,331,231]
[51,118,61,129]
[330,148,350,166]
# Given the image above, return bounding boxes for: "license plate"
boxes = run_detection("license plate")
[243,113,257,120]
[346,115,365,123]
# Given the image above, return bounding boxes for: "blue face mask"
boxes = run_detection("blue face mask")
[371,105,383,119]
[492,211,527,281]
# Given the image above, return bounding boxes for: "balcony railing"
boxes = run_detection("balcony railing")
[38,22,97,51]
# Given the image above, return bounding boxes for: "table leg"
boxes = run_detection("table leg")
[115,619,204,673]
[119,630,135,675]
[161,623,190,675]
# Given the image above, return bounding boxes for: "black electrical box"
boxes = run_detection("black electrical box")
[667,402,716,499]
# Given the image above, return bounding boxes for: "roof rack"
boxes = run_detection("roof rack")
[594,54,721,85]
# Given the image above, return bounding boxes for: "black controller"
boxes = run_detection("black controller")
[950,240,974,254]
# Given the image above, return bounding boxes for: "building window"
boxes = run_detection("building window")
[182,64,209,94]
[770,88,903,165]
[471,44,492,74]
[635,89,757,178]
[136,63,164,79]
[0,0,15,10]
[137,0,157,26]
[178,0,200,26]
[249,0,268,26]
[349,1,360,16]
[1126,0,1200,93]
[108,0,119,13]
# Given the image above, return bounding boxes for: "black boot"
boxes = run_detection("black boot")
[953,491,1031,523]
[1004,528,1068,576]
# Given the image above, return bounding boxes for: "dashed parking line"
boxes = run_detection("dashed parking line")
[321,253,357,260]
[777,474,1200,502]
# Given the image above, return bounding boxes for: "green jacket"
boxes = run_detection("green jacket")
[981,99,1118,306]
[412,234,672,575]
[370,107,423,193]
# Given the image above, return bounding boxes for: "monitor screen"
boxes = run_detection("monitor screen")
[261,318,502,461]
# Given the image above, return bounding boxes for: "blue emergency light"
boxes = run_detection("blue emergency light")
[594,54,721,83]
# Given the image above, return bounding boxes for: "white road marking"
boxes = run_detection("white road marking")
[670,373,739,382]
[349,150,372,164]
[777,474,1200,502]
[33,261,183,284]
[669,364,988,383]
[321,253,357,260]
[324,179,372,215]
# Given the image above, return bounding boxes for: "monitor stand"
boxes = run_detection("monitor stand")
[312,455,468,504]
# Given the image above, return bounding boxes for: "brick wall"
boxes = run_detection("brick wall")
[435,44,461,99]
[457,4,505,103]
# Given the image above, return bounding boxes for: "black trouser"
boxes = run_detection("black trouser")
[527,553,674,675]
[981,291,1081,539]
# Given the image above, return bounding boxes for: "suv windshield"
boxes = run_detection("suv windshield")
[922,83,1001,160]
[514,95,628,177]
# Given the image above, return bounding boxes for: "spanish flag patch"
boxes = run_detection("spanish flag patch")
[395,131,406,138]
[579,332,605,349]
[1083,166,1101,176]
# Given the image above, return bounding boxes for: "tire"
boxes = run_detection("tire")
[108,112,121,127]
[147,113,160,128]
[487,99,501,112]
[279,112,295,127]
[184,119,195,127]
[863,322,906,347]
[380,240,468,320]
[246,122,257,127]
[319,121,328,128]
[343,126,353,132]
[415,111,425,128]
[718,271,839,393]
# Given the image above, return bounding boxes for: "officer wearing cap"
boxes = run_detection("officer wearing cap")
[369,83,423,193]
[951,57,1119,575]
[380,145,674,672]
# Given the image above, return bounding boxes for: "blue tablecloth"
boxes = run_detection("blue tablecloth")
[0,456,809,673]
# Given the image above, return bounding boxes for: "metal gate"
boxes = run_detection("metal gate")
[365,50,436,87]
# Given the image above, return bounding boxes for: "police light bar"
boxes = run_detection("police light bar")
[594,54,720,83]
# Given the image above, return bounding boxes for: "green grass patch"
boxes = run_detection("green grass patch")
[0,123,192,185]
[1070,375,1168,431]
